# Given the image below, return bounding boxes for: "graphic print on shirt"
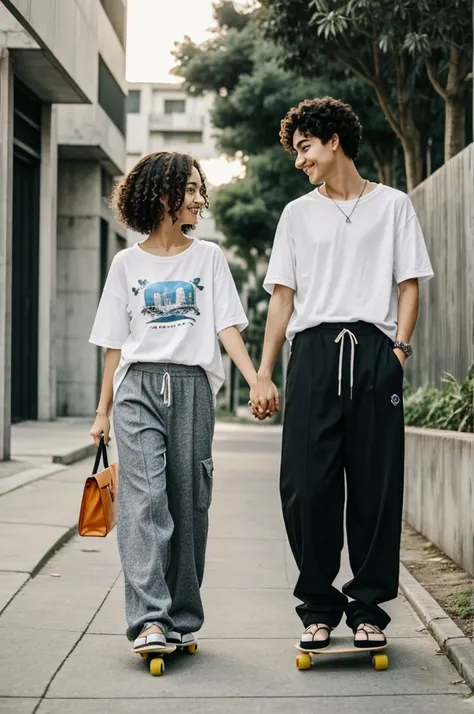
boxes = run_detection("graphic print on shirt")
[132,278,204,325]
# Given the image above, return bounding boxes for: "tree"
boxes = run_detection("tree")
[172,1,411,372]
[171,19,255,97]
[212,146,308,265]
[258,0,444,189]
[404,0,472,161]
[173,4,404,262]
[174,3,406,181]
[310,0,472,163]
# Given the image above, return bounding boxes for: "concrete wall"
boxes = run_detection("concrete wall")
[57,103,126,176]
[37,104,59,421]
[97,1,126,94]
[1,0,97,102]
[56,161,102,416]
[0,51,13,459]
[56,159,126,417]
[404,427,474,576]
[55,0,126,177]
[0,4,37,47]
[0,1,127,458]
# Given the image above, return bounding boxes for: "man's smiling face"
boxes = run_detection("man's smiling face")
[292,129,338,185]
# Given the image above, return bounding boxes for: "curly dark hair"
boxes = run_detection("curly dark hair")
[280,97,362,160]
[112,152,209,234]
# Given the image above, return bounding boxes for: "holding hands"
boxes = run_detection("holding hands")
[249,375,280,420]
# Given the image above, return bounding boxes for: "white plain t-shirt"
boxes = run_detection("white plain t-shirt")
[264,184,434,343]
[89,239,248,402]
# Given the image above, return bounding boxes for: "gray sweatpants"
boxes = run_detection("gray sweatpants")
[113,363,214,641]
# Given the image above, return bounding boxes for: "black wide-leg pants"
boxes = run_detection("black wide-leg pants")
[280,322,405,631]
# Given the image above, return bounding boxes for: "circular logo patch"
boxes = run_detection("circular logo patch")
[391,394,401,406]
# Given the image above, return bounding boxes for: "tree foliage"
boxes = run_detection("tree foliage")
[172,2,413,264]
[212,146,308,265]
[258,0,471,188]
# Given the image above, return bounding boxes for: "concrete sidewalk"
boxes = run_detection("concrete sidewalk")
[0,424,472,713]
[0,425,114,616]
[0,417,99,497]
[0,418,96,504]
[10,418,96,466]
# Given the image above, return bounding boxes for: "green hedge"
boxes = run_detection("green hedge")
[404,365,474,433]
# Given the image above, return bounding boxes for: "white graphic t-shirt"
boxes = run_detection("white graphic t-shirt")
[89,239,248,402]
[264,184,434,343]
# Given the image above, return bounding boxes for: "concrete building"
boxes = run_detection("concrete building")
[0,0,127,460]
[125,81,225,245]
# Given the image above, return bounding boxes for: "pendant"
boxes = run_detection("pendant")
[346,217,351,223]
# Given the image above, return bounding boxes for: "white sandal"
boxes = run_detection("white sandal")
[133,623,168,653]
[299,623,332,650]
[166,631,196,646]
[353,623,387,649]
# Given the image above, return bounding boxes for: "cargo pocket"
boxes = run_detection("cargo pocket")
[195,458,213,513]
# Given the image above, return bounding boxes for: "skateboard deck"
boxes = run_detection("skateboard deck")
[136,641,198,676]
[295,638,388,671]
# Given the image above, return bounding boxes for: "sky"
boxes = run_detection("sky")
[126,0,218,84]
[126,0,251,184]
[126,0,253,83]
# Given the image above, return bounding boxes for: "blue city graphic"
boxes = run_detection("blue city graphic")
[138,278,204,324]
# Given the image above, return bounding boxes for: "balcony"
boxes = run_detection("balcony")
[149,113,205,132]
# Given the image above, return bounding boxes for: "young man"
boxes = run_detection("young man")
[251,97,433,650]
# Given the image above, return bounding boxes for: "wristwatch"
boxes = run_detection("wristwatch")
[393,340,413,358]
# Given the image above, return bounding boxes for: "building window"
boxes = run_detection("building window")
[163,131,202,144]
[98,55,126,135]
[164,99,186,115]
[186,133,202,144]
[127,90,141,114]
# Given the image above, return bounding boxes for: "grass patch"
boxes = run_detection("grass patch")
[447,587,474,620]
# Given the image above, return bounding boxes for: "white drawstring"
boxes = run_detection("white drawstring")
[334,329,358,399]
[160,372,172,407]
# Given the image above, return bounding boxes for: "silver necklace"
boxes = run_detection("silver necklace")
[324,180,368,224]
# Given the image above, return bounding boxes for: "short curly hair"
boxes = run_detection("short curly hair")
[280,97,362,160]
[112,152,209,234]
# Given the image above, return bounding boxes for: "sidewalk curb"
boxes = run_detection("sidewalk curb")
[0,463,66,497]
[399,562,474,691]
[52,442,96,466]
[30,524,78,578]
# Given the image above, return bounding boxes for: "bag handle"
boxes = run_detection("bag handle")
[92,436,109,475]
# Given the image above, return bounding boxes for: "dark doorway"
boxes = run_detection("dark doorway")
[96,219,109,401]
[11,79,42,422]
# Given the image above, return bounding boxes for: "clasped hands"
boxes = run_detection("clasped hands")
[249,375,280,420]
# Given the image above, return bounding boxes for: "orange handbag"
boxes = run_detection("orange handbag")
[78,437,118,537]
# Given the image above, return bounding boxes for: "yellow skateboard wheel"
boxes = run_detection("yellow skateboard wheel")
[150,657,165,676]
[296,653,312,670]
[187,643,198,655]
[372,653,388,671]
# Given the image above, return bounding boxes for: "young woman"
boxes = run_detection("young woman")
[89,151,276,654]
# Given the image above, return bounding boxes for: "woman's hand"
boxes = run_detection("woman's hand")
[90,414,111,446]
[249,376,280,420]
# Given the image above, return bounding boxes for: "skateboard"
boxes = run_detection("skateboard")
[136,641,199,676]
[295,638,388,672]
